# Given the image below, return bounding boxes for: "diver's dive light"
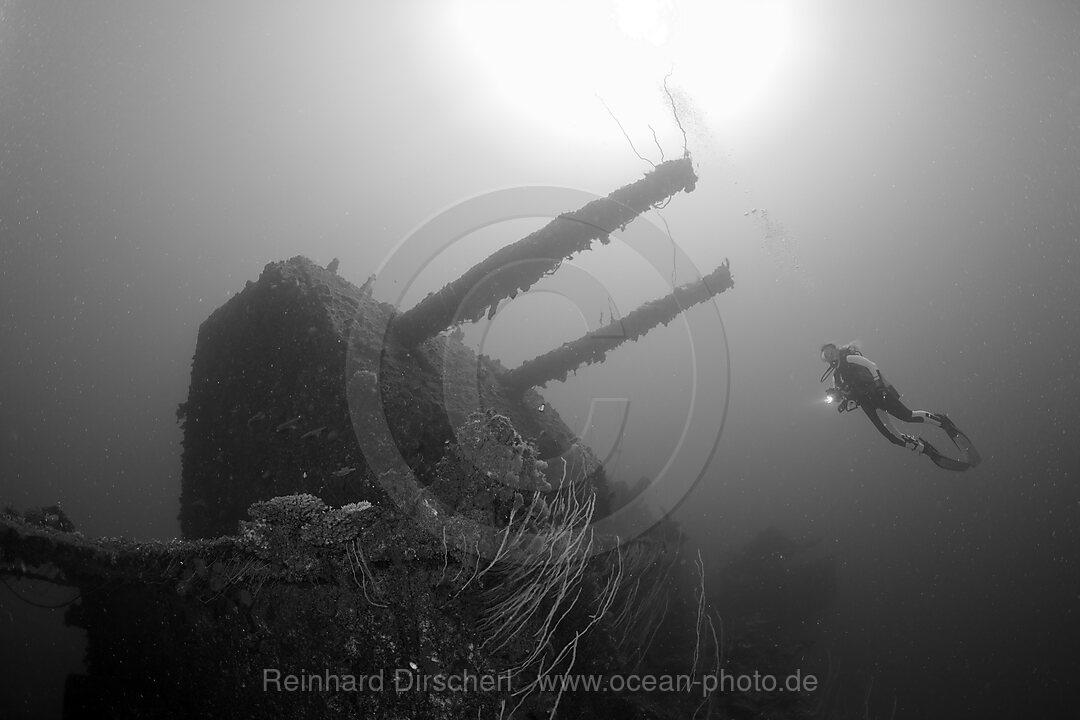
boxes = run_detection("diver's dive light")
[825,386,856,412]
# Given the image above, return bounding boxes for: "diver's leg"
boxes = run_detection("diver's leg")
[861,405,909,447]
[879,386,952,430]
[863,403,932,454]
[880,386,920,423]
[879,388,947,428]
[911,410,945,427]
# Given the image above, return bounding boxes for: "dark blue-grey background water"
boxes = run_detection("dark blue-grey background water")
[2,1,1077,718]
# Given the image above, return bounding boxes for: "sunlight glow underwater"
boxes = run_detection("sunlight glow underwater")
[449,0,801,143]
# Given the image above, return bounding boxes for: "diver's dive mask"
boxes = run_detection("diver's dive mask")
[819,344,839,383]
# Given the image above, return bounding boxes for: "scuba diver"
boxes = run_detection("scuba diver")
[819,343,981,471]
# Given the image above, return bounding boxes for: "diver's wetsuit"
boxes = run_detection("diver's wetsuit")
[832,352,980,470]
[835,354,918,446]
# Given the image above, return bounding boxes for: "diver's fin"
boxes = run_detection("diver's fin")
[921,440,973,472]
[927,451,973,472]
[939,415,982,468]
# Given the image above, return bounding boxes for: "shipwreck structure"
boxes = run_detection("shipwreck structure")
[176,156,729,541]
[0,161,804,720]
[390,157,700,347]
